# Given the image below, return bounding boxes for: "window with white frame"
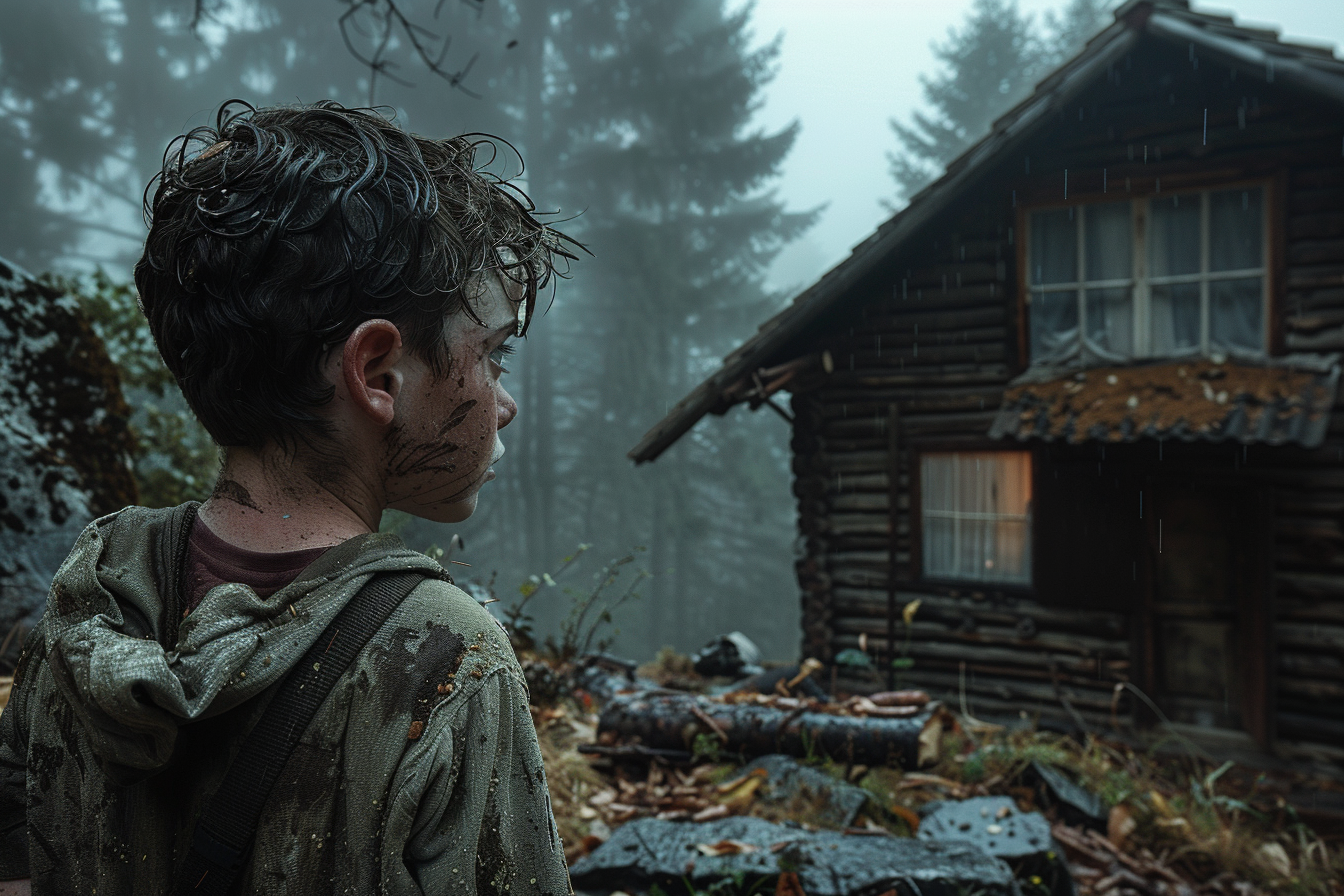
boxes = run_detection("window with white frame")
[1028,185,1266,366]
[921,451,1032,585]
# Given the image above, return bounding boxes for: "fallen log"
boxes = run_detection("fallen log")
[597,691,946,769]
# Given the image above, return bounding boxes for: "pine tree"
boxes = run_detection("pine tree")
[886,0,1116,204]
[545,0,816,651]
[1042,0,1117,67]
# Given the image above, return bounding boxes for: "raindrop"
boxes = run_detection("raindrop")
[1144,145,1148,163]
[1159,519,1163,553]
[1064,169,1068,199]
[1203,108,1207,145]
[1103,168,1107,193]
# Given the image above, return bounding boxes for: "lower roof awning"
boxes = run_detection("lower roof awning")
[988,355,1340,448]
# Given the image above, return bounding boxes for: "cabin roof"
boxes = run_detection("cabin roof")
[629,0,1344,464]
[987,356,1340,447]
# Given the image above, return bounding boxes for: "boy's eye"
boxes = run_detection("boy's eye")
[489,342,515,373]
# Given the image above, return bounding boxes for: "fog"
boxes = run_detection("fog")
[3,0,1335,664]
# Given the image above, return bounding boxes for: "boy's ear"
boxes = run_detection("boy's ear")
[341,320,404,427]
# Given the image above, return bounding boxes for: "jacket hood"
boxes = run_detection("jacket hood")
[41,503,447,778]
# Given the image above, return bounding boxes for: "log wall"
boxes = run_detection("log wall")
[786,38,1344,769]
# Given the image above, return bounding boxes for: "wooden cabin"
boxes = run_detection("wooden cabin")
[632,0,1344,771]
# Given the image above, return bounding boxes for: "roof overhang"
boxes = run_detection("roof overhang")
[988,355,1340,447]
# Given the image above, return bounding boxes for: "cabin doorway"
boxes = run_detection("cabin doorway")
[1142,478,1271,745]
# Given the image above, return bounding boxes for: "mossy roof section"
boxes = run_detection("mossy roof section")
[988,358,1339,446]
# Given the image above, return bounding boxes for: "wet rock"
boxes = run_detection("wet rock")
[742,754,870,828]
[570,816,1016,896]
[919,796,1072,895]
[1030,760,1108,832]
[918,796,1052,859]
[692,632,763,679]
[0,260,136,647]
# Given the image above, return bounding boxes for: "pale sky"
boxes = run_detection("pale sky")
[751,0,1344,292]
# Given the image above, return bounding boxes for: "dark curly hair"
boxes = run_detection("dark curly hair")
[135,99,578,451]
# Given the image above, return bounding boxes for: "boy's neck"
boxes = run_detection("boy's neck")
[197,447,382,553]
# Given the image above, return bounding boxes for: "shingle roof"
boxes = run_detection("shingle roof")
[629,0,1344,463]
[987,356,1339,446]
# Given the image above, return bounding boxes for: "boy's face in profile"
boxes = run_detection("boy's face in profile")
[380,270,522,523]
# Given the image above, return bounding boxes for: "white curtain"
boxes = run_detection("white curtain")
[922,452,1032,585]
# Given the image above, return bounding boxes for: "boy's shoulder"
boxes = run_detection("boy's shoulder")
[366,575,521,690]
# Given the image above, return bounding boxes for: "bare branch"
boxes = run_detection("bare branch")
[337,0,484,105]
[187,0,223,41]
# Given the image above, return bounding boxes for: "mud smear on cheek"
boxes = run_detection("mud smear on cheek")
[386,400,489,492]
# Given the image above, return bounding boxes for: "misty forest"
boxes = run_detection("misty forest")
[4,0,1344,893]
[0,0,1110,661]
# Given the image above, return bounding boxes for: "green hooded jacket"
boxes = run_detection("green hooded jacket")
[0,503,572,895]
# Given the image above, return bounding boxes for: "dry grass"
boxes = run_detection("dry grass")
[920,726,1344,896]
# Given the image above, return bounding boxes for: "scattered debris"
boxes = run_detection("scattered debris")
[741,754,871,829]
[569,816,1018,896]
[692,632,764,679]
[1030,759,1108,832]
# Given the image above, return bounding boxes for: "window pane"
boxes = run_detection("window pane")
[921,452,1032,585]
[1151,283,1201,354]
[1149,193,1200,277]
[1084,201,1132,281]
[1210,277,1263,353]
[1030,290,1079,364]
[1031,208,1076,284]
[1085,286,1133,358]
[1210,187,1262,272]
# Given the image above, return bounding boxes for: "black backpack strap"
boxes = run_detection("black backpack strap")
[175,571,425,895]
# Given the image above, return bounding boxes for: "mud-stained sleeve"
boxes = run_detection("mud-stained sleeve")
[401,656,572,896]
[0,634,39,879]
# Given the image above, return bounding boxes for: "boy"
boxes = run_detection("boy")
[0,100,577,894]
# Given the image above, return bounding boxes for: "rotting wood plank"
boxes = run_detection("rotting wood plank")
[831,633,1128,683]
[1289,213,1344,241]
[827,327,1009,352]
[824,344,1007,368]
[829,588,1128,637]
[834,617,1128,658]
[818,368,1011,389]
[837,671,1126,718]
[1276,598,1344,625]
[1288,238,1344,266]
[1275,621,1344,655]
[1279,652,1344,680]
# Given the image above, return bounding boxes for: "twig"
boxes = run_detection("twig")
[337,0,482,105]
[690,705,729,743]
[1047,656,1091,734]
